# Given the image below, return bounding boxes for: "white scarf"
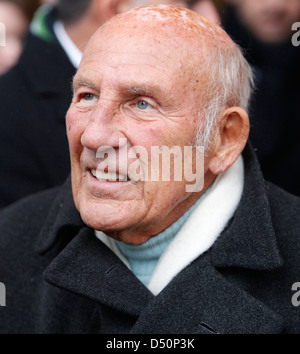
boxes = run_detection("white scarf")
[96,155,244,295]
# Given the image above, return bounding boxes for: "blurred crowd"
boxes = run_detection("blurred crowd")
[0,0,40,74]
[222,0,300,196]
[0,0,299,208]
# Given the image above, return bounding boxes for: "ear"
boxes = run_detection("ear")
[208,107,250,175]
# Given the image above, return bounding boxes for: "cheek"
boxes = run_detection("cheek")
[138,124,184,148]
[66,107,86,156]
[66,108,86,208]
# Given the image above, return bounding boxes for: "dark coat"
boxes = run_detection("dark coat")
[0,144,300,334]
[0,15,76,208]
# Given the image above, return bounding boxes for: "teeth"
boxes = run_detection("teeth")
[91,169,128,181]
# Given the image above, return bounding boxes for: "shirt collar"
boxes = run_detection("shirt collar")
[53,20,82,68]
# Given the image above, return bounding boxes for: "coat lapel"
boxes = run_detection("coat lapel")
[43,227,154,318]
[36,178,153,318]
[211,143,284,270]
[130,261,285,334]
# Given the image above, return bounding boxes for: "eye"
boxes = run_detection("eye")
[82,93,96,101]
[137,100,151,110]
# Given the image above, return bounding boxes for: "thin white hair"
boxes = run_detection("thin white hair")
[195,40,254,149]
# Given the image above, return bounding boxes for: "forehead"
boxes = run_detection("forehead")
[82,5,230,65]
[80,34,196,92]
[78,7,218,85]
[77,42,201,107]
[82,33,190,76]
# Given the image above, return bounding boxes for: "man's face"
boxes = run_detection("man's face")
[234,0,300,43]
[66,22,214,244]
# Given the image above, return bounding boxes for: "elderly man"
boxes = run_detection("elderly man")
[0,5,299,334]
[0,0,220,209]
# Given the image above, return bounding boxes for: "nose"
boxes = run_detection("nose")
[81,100,127,151]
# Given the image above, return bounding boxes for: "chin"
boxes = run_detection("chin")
[79,204,153,245]
[77,199,136,234]
[105,228,153,245]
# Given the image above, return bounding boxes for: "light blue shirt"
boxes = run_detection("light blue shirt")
[115,194,207,286]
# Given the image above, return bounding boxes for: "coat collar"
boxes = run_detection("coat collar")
[211,143,284,270]
[44,232,284,333]
[34,176,84,255]
[36,179,155,316]
[43,226,154,317]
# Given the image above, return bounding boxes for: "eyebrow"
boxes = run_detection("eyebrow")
[72,77,164,100]
[125,84,163,99]
[126,85,149,96]
[72,76,98,91]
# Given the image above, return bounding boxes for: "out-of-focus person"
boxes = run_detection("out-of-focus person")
[228,0,300,44]
[189,0,221,23]
[222,0,300,196]
[0,0,40,75]
[145,0,221,23]
[41,0,57,4]
[0,0,220,209]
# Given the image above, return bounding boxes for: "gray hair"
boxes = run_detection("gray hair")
[196,39,254,149]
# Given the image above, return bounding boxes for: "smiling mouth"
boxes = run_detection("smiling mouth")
[91,169,129,182]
